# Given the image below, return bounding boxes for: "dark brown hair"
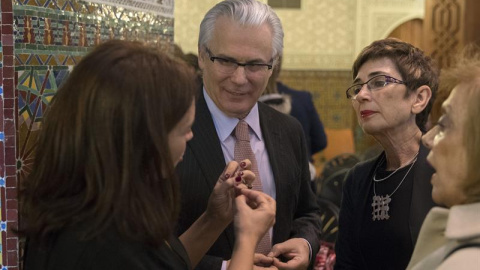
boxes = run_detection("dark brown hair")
[20,40,198,247]
[353,38,439,132]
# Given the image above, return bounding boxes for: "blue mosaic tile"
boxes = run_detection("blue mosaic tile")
[2,266,7,270]
[0,87,3,96]
[0,132,4,141]
[1,222,7,232]
[0,178,5,187]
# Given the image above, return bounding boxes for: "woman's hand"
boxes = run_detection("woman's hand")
[205,160,255,226]
[228,188,276,269]
[234,188,276,246]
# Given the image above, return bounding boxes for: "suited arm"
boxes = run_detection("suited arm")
[305,92,327,154]
[290,126,322,264]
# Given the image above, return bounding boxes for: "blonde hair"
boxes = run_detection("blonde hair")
[440,44,480,203]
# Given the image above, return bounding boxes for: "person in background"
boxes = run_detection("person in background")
[407,46,480,270]
[260,58,327,186]
[175,0,321,269]
[263,57,327,161]
[20,40,276,270]
[335,38,438,270]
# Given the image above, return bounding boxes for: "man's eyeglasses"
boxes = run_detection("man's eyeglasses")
[205,47,273,75]
[346,74,405,100]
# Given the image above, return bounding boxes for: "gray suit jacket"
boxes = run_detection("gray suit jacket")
[176,90,321,270]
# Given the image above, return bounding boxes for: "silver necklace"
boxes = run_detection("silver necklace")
[373,151,419,182]
[371,156,418,221]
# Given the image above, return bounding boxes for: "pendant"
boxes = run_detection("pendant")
[372,194,391,221]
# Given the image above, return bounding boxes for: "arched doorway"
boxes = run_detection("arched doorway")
[388,18,424,50]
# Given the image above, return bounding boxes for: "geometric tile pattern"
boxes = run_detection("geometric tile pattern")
[17,67,62,185]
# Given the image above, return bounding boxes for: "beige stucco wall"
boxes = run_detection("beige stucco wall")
[174,0,424,70]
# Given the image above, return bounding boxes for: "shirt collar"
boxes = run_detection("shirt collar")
[203,88,262,142]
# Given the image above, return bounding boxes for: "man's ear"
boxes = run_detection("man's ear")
[198,48,205,71]
[412,85,432,114]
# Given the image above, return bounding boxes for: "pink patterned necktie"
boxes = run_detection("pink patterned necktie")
[234,119,272,255]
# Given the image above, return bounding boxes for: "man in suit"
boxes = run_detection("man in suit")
[276,82,327,159]
[175,0,321,269]
[271,57,327,160]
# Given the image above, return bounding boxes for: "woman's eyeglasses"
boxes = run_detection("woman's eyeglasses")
[346,75,405,100]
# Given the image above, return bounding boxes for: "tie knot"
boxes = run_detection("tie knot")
[235,120,250,142]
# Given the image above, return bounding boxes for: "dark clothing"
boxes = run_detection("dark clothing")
[360,160,415,269]
[175,90,321,270]
[24,225,191,270]
[335,144,436,270]
[277,82,327,158]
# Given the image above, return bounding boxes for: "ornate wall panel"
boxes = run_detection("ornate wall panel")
[355,0,425,59]
[274,0,356,70]
[0,0,174,268]
[424,0,480,69]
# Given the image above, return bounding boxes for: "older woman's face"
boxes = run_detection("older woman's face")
[352,57,418,136]
[422,86,468,207]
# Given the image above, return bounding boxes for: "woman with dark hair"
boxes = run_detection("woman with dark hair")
[20,40,275,270]
[335,38,439,269]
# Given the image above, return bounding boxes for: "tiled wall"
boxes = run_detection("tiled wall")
[0,0,174,268]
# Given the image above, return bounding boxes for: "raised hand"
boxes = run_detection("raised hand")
[205,159,255,226]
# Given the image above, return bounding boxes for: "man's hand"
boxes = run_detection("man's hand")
[253,253,276,269]
[268,238,310,270]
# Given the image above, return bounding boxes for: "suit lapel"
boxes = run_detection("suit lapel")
[189,90,227,190]
[258,103,291,243]
[188,90,235,249]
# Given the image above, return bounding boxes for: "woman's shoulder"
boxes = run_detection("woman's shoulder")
[347,154,381,179]
[438,243,480,270]
[25,226,190,270]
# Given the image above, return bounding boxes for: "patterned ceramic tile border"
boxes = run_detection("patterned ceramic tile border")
[1,0,18,268]
[87,0,174,18]
[13,2,174,47]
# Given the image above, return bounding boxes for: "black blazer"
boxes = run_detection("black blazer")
[334,143,436,269]
[176,90,321,270]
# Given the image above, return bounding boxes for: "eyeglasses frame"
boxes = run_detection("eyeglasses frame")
[346,74,405,100]
[204,47,273,74]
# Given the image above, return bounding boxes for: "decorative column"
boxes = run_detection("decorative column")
[1,0,19,268]
[424,0,480,69]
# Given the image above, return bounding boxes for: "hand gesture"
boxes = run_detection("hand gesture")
[205,160,255,226]
[269,238,310,270]
[228,188,276,270]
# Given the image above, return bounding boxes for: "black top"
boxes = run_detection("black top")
[335,144,437,270]
[360,160,416,269]
[24,224,191,270]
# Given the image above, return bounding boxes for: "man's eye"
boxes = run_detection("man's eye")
[246,64,263,72]
[216,58,238,67]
